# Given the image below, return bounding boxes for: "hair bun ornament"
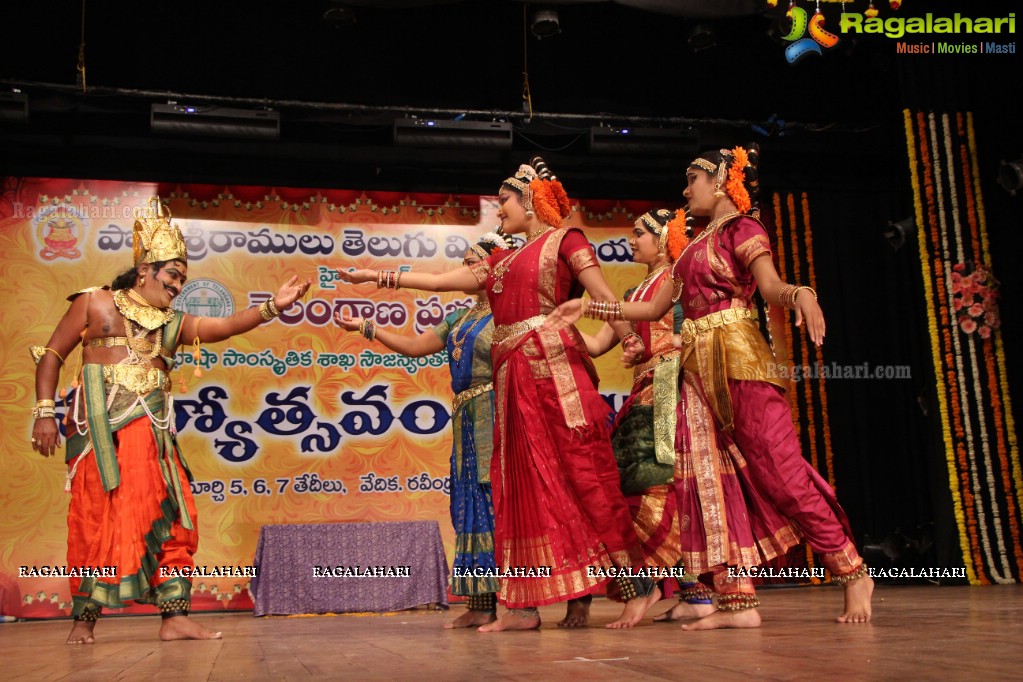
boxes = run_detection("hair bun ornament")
[745,166,760,192]
[530,156,556,181]
[746,142,761,167]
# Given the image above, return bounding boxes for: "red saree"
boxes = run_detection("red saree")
[471,227,642,607]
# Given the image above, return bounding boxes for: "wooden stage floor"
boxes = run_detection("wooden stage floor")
[2,584,1019,681]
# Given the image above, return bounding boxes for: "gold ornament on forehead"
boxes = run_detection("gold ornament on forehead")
[133,196,188,267]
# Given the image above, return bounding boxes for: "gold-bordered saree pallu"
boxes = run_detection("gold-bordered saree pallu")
[479,228,643,607]
[491,322,642,606]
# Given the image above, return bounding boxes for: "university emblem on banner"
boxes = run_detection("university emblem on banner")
[174,279,236,318]
[34,204,86,260]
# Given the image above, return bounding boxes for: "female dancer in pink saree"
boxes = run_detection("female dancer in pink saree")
[546,146,873,629]
[335,157,659,632]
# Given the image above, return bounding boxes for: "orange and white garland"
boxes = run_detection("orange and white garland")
[905,108,1022,584]
[770,190,835,584]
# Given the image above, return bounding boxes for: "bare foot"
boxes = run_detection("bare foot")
[66,620,96,645]
[444,609,497,629]
[159,615,223,641]
[477,610,540,633]
[606,585,662,629]
[557,596,591,628]
[653,600,717,622]
[837,575,874,623]
[681,608,761,631]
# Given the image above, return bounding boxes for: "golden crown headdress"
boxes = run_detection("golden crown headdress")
[133,196,187,266]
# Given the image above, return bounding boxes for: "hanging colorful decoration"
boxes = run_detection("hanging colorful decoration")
[903,108,1023,584]
[769,190,837,584]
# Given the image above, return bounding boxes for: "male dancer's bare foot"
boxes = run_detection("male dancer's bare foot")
[681,608,761,631]
[477,610,540,632]
[557,596,591,628]
[653,600,717,622]
[444,609,497,629]
[836,575,874,623]
[159,615,223,640]
[606,585,661,629]
[66,620,96,645]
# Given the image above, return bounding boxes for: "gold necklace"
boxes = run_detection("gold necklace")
[450,300,492,362]
[490,226,554,295]
[113,289,175,331]
[630,264,671,302]
[678,211,742,262]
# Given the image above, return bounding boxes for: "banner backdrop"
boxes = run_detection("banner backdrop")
[0,177,661,617]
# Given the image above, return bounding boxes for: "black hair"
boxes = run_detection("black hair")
[691,143,761,216]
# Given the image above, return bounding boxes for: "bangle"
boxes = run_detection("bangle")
[259,299,280,321]
[582,299,625,322]
[792,286,817,306]
[32,402,57,420]
[376,271,403,290]
[620,332,642,348]
[363,321,376,341]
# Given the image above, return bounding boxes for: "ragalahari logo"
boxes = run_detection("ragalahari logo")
[781,6,840,63]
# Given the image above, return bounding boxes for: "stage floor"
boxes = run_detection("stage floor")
[2,584,1019,680]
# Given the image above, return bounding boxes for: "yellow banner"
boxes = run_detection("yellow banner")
[0,177,659,617]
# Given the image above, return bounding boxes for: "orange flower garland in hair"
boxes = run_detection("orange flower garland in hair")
[664,208,689,261]
[549,178,571,218]
[725,146,752,214]
[528,178,564,228]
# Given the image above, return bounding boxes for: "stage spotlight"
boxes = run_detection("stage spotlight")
[883,217,916,252]
[686,24,716,52]
[997,157,1023,195]
[530,9,560,40]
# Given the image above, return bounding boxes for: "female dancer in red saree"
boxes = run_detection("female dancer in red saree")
[335,158,659,632]
[547,146,873,629]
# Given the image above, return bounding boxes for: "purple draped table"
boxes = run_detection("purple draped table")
[250,521,450,616]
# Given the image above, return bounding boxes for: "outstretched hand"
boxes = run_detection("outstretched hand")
[794,290,826,346]
[335,268,377,285]
[334,311,363,332]
[544,298,583,332]
[272,275,312,311]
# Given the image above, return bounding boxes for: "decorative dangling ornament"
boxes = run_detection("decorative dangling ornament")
[192,334,203,378]
[889,0,901,9]
[865,2,879,18]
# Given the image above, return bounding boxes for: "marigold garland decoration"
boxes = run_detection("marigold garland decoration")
[770,190,837,584]
[664,208,689,262]
[528,177,566,228]
[548,179,571,219]
[904,107,1022,584]
[726,146,752,214]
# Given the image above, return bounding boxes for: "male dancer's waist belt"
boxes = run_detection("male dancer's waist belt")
[452,382,493,413]
[678,307,757,346]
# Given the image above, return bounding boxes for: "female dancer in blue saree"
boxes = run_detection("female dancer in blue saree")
[335,233,510,628]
